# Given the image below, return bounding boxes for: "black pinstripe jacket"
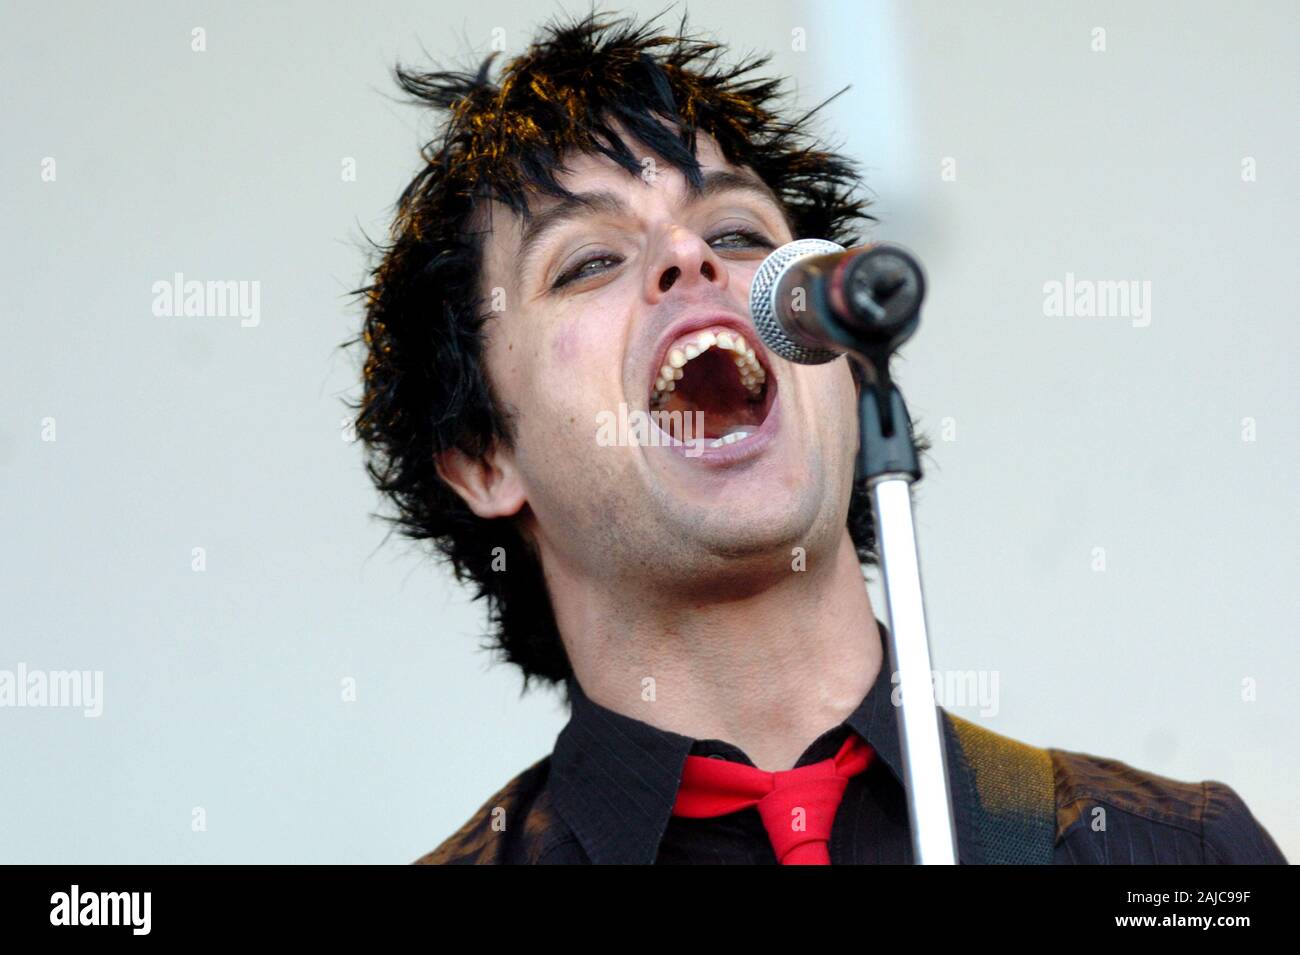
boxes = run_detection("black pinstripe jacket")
[417,622,1287,865]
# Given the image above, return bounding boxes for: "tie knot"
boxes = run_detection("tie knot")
[672,732,876,864]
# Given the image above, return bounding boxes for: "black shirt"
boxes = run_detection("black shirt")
[419,620,1288,864]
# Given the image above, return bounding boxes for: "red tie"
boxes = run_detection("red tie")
[671,733,876,864]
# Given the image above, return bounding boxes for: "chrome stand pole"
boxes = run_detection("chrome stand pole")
[868,471,957,864]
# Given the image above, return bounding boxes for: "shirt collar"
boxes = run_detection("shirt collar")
[550,617,981,864]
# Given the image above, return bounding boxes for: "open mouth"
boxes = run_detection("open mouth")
[648,326,776,449]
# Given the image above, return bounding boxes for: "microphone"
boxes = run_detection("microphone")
[748,239,926,365]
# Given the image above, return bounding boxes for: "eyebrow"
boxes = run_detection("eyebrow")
[516,168,790,282]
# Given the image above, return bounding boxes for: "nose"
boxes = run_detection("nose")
[645,226,730,301]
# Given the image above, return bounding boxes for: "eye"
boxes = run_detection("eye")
[552,253,623,290]
[548,229,776,291]
[708,227,774,251]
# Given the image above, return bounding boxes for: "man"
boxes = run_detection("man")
[351,12,1286,864]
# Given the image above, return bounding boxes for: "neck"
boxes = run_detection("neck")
[552,530,882,772]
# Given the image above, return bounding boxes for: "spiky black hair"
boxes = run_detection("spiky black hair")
[346,8,901,704]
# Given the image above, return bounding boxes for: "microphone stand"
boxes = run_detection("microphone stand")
[753,240,957,863]
[857,371,958,865]
[824,246,959,864]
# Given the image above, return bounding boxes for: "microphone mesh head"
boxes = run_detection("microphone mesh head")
[748,238,846,365]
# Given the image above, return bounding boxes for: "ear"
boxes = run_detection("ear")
[435,443,527,519]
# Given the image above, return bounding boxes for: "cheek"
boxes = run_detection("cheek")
[511,326,619,480]
[546,320,619,409]
[816,363,860,440]
[551,320,582,366]
[514,322,616,442]
[802,359,855,402]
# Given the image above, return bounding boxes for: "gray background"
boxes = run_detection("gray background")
[1,0,1295,863]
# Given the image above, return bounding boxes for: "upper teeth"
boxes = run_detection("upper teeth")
[651,328,767,407]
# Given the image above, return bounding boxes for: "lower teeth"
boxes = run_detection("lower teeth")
[709,430,752,448]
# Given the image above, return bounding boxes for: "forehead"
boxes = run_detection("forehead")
[551,127,732,193]
[476,128,785,260]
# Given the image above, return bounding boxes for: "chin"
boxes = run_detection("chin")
[682,497,823,561]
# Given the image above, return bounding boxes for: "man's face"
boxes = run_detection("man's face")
[468,127,860,597]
